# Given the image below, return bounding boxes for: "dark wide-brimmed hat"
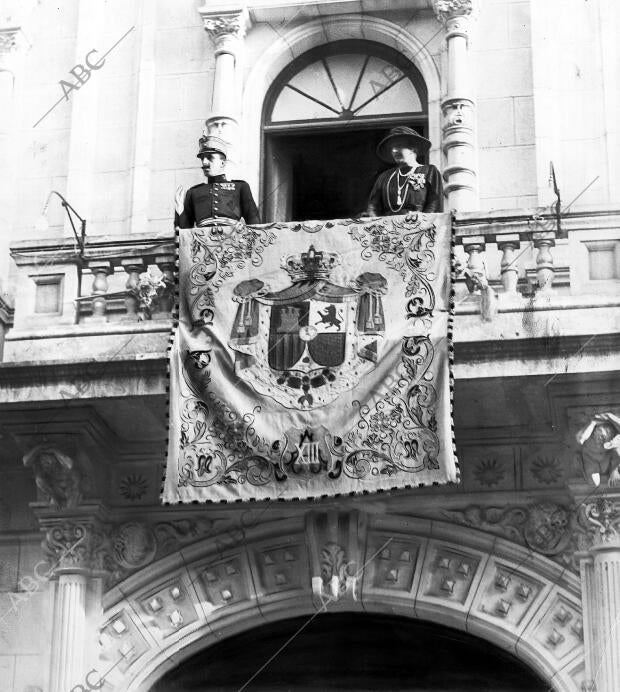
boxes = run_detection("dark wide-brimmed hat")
[197,134,228,159]
[376,126,432,163]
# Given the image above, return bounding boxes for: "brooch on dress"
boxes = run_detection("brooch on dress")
[407,172,426,190]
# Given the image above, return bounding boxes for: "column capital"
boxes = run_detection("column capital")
[582,494,620,548]
[433,0,476,22]
[34,502,109,577]
[0,26,28,72]
[199,8,250,56]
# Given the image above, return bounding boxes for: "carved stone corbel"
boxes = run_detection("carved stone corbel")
[23,444,83,509]
[574,412,620,487]
[306,510,366,607]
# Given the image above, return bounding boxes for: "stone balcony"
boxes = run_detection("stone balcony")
[3,206,619,372]
[0,206,619,504]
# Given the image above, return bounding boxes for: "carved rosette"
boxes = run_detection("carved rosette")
[201,10,248,55]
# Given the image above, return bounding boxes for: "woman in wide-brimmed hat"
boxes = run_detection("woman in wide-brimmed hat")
[365,126,443,215]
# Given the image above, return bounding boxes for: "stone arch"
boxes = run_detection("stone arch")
[97,511,586,691]
[239,14,443,197]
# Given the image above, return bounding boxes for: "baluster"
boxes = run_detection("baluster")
[532,231,556,292]
[462,236,487,290]
[497,234,521,296]
[154,254,176,315]
[121,258,146,320]
[87,261,113,321]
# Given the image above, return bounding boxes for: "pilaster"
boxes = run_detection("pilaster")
[34,502,108,692]
[573,487,620,692]
[198,6,250,168]
[432,1,478,211]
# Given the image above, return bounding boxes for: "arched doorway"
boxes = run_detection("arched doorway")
[99,514,584,692]
[261,40,429,222]
[151,612,547,691]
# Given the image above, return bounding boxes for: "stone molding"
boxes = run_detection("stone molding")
[93,510,584,692]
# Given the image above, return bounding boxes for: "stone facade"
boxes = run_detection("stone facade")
[0,0,619,691]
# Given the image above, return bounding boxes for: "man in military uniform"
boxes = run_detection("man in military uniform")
[175,134,261,228]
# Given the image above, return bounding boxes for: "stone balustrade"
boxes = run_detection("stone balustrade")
[4,206,619,362]
[8,231,176,330]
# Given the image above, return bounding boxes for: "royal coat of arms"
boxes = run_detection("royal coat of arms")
[163,213,458,503]
[228,246,387,409]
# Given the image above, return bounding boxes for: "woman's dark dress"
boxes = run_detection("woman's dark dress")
[366,164,443,215]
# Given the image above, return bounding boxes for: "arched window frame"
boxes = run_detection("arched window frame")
[262,39,429,133]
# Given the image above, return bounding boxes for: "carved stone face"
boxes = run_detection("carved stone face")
[592,423,616,448]
[39,453,56,471]
[200,152,226,178]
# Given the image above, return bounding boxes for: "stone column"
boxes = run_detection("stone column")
[0,27,26,322]
[198,7,249,168]
[35,505,107,692]
[574,490,620,692]
[433,1,478,211]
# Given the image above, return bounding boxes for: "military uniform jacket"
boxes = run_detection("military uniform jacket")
[175,175,261,228]
[366,164,443,215]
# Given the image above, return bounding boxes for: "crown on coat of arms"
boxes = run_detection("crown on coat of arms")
[282,245,341,282]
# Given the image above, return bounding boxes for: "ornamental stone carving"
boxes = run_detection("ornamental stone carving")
[443,502,586,570]
[200,9,249,55]
[43,518,105,574]
[0,28,20,52]
[582,496,620,545]
[307,511,363,605]
[575,412,620,487]
[23,444,82,509]
[112,522,157,570]
[433,0,475,22]
[315,542,356,602]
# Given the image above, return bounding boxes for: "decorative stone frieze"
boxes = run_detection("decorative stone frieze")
[443,501,590,571]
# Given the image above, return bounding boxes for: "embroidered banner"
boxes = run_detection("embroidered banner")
[162,213,458,503]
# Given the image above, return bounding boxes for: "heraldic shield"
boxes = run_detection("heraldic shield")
[163,213,458,503]
[228,246,386,409]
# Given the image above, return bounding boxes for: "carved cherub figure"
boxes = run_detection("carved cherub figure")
[575,412,620,487]
[23,445,82,509]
